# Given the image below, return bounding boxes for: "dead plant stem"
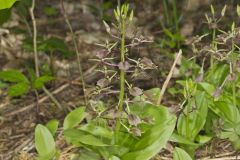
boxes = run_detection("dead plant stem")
[60,0,88,106]
[30,0,63,110]
[156,49,182,105]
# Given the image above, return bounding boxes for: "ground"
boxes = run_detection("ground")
[0,0,239,159]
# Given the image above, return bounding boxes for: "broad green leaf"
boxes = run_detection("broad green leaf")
[195,135,212,144]
[206,64,228,86]
[0,70,28,83]
[79,122,113,139]
[143,88,160,103]
[63,107,86,130]
[212,101,240,123]
[46,119,59,136]
[177,91,208,141]
[121,118,175,160]
[35,124,56,160]
[8,82,30,97]
[105,145,130,158]
[33,76,54,89]
[109,156,121,160]
[173,147,192,160]
[0,0,17,10]
[198,82,215,96]
[170,132,199,146]
[71,149,102,160]
[121,104,176,160]
[64,129,109,146]
[220,132,240,149]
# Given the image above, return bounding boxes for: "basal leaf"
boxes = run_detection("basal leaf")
[195,135,212,144]
[46,119,59,136]
[75,149,102,160]
[177,91,208,140]
[212,101,240,123]
[173,147,192,160]
[198,82,215,96]
[63,107,86,130]
[109,156,121,160]
[79,122,113,139]
[206,63,229,86]
[64,129,109,146]
[121,104,176,160]
[170,132,199,146]
[35,124,56,160]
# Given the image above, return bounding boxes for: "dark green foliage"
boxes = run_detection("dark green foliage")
[0,70,54,97]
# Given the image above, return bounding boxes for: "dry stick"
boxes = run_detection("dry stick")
[30,0,63,110]
[156,50,182,105]
[60,0,88,106]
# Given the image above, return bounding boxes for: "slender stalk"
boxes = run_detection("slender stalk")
[115,12,126,144]
[157,50,182,105]
[118,21,126,114]
[42,87,63,110]
[211,28,216,67]
[60,0,88,106]
[30,0,63,110]
[30,0,39,77]
[231,39,236,107]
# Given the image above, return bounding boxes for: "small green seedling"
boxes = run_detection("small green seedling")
[0,70,54,97]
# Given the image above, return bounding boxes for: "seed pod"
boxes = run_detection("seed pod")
[140,57,156,69]
[228,73,236,81]
[96,49,109,59]
[129,127,141,137]
[97,78,109,88]
[195,73,204,83]
[212,87,222,98]
[118,61,131,71]
[142,116,154,125]
[128,114,141,126]
[129,87,143,97]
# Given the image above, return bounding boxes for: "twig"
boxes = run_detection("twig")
[156,49,182,105]
[60,0,88,106]
[42,86,63,110]
[30,0,63,110]
[200,156,239,160]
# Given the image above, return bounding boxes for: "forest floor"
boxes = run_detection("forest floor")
[0,0,239,160]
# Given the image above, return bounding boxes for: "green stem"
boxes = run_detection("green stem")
[232,83,236,106]
[231,39,236,107]
[211,28,216,67]
[119,22,126,113]
[115,19,126,144]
